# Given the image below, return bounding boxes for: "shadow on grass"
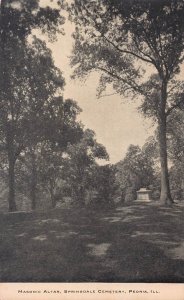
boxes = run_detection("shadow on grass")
[0,202,184,282]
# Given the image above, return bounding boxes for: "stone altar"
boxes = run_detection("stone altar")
[136,188,151,202]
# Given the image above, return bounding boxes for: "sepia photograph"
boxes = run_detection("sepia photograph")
[0,0,184,295]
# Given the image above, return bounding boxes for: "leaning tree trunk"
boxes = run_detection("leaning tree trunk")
[158,82,174,205]
[8,155,17,212]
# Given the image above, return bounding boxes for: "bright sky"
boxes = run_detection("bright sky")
[45,20,154,164]
[39,0,155,164]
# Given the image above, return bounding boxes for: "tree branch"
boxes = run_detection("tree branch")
[132,37,157,66]
[98,92,119,99]
[102,35,154,65]
[14,144,24,160]
[128,17,164,76]
[80,3,156,67]
[166,97,184,117]
[96,66,146,96]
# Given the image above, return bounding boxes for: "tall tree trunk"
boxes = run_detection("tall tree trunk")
[78,185,85,205]
[8,156,17,211]
[50,193,56,209]
[49,183,56,208]
[6,122,17,212]
[30,151,37,210]
[1,1,17,212]
[158,81,173,205]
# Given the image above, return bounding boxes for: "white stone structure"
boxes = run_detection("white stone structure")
[136,188,151,202]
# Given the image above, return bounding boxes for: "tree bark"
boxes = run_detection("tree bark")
[158,81,174,205]
[8,156,17,211]
[6,120,17,211]
[49,184,56,208]
[1,1,17,212]
[30,151,37,210]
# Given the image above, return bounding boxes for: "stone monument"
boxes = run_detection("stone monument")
[136,187,151,202]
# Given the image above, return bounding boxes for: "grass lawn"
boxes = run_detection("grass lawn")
[0,202,184,282]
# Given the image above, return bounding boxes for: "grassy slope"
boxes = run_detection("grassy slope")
[0,202,184,282]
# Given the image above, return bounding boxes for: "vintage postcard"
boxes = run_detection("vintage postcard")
[0,0,184,299]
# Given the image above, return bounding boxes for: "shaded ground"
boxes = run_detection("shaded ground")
[0,202,184,282]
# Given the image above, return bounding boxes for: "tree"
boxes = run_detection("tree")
[64,129,109,205]
[27,98,83,210]
[0,0,64,211]
[69,0,184,204]
[0,38,64,211]
[10,96,83,211]
[90,164,116,208]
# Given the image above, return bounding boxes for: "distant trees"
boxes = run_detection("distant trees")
[63,129,109,206]
[91,164,116,208]
[25,98,83,210]
[115,144,156,202]
[69,0,184,205]
[113,112,184,203]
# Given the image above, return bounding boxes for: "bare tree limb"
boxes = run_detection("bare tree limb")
[98,92,119,99]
